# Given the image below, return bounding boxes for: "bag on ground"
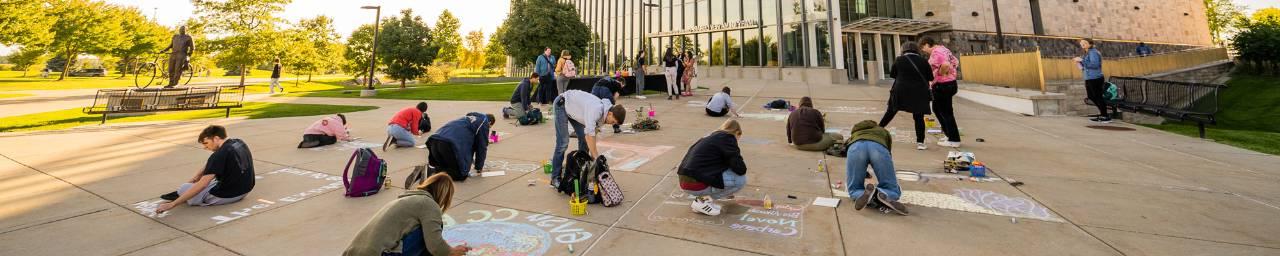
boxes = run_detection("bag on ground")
[343,148,388,197]
[557,150,594,196]
[418,115,432,133]
[519,108,544,125]
[1104,82,1121,102]
[825,140,850,158]
[404,165,427,189]
[592,156,625,207]
[764,99,791,110]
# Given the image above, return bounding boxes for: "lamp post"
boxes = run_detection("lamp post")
[991,0,1005,51]
[360,5,381,97]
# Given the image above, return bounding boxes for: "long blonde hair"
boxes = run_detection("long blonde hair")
[719,119,742,136]
[415,173,455,212]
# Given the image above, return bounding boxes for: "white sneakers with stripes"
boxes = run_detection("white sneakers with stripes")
[690,196,722,216]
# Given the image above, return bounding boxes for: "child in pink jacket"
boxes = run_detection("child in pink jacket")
[298,114,353,148]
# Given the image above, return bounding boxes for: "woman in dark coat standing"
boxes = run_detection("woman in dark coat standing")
[878,42,934,150]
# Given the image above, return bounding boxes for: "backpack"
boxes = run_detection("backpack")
[825,140,850,158]
[343,148,387,197]
[418,115,432,134]
[764,99,790,110]
[557,150,594,197]
[519,108,543,125]
[592,156,625,207]
[1103,82,1121,102]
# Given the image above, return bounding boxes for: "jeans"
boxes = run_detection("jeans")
[384,227,425,256]
[685,170,747,199]
[550,96,589,180]
[879,109,926,143]
[664,67,678,96]
[555,74,570,95]
[387,124,416,147]
[176,180,245,206]
[795,133,843,151]
[932,81,961,142]
[845,141,901,201]
[1085,78,1109,117]
[635,69,645,95]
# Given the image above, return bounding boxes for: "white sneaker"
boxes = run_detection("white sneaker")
[937,141,961,148]
[690,196,722,216]
[916,143,927,150]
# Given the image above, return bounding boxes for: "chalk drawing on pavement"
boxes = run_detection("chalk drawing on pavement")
[954,188,1063,222]
[483,159,539,173]
[442,208,595,256]
[598,141,674,171]
[647,188,806,239]
[306,140,385,152]
[132,168,343,226]
[819,106,880,115]
[739,113,789,121]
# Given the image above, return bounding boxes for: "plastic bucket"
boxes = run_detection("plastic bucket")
[569,197,587,216]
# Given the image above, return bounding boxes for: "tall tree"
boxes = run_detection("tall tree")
[1204,0,1245,45]
[498,0,589,67]
[378,9,437,88]
[291,16,343,81]
[1254,7,1280,23]
[8,46,48,77]
[48,0,126,80]
[343,24,377,80]
[0,0,56,47]
[193,0,291,85]
[460,30,487,70]
[111,7,169,78]
[483,24,508,71]
[432,10,463,64]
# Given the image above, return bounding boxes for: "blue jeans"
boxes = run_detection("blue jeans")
[382,227,424,256]
[845,140,901,201]
[550,96,588,179]
[685,170,747,199]
[387,124,416,147]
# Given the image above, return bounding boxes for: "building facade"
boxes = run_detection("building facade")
[561,0,1213,83]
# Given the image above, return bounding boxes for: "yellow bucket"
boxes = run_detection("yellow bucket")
[569,197,587,216]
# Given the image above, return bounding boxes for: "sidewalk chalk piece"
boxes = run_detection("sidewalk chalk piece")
[481,171,507,177]
[812,197,840,207]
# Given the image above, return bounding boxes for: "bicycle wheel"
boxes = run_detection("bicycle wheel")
[182,65,196,86]
[134,63,157,89]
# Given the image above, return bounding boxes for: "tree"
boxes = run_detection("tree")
[289,16,343,82]
[498,0,589,68]
[47,0,126,80]
[1254,7,1280,23]
[343,24,377,80]
[460,30,487,70]
[432,10,463,64]
[483,24,508,71]
[378,9,437,88]
[1204,0,1246,45]
[1231,15,1280,74]
[111,7,169,78]
[193,0,291,85]
[0,0,56,47]
[8,47,48,77]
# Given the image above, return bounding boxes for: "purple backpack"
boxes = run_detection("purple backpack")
[343,148,387,197]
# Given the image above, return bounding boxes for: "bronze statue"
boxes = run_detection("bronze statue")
[161,26,195,87]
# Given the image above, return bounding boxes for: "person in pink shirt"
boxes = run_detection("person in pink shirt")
[385,102,429,150]
[920,37,962,148]
[298,114,353,148]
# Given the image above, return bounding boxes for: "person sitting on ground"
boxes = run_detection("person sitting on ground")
[426,113,496,181]
[845,120,908,216]
[298,114,354,148]
[704,86,740,117]
[591,76,625,133]
[505,72,539,119]
[678,119,748,216]
[787,97,842,151]
[548,90,627,188]
[156,125,255,213]
[385,102,429,150]
[344,173,471,256]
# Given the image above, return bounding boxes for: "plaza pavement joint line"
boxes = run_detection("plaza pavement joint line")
[580,167,676,255]
[1079,224,1280,250]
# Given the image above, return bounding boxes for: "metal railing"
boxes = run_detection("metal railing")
[1042,48,1229,80]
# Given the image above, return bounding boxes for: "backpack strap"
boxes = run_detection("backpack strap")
[342,148,361,189]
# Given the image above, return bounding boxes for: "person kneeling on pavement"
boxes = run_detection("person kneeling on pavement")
[504,73,538,120]
[845,120,909,215]
[787,97,842,151]
[156,125,255,213]
[426,113,495,181]
[344,173,471,256]
[548,90,627,188]
[678,119,748,216]
[298,114,354,148]
[591,76,625,133]
[385,102,429,149]
[705,87,740,117]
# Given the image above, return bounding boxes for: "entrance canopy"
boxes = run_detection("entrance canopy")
[841,17,950,35]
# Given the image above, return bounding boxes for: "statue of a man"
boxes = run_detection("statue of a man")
[161,26,195,87]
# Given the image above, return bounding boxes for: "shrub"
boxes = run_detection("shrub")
[422,62,454,84]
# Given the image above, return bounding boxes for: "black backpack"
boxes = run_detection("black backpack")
[418,115,432,133]
[519,108,543,125]
[557,150,594,197]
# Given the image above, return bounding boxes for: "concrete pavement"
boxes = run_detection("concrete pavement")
[0,78,1277,255]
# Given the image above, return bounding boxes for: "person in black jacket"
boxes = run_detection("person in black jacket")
[878,42,934,150]
[663,48,680,100]
[677,119,748,216]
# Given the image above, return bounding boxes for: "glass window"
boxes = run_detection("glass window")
[698,33,709,65]
[684,1,694,29]
[782,22,805,66]
[812,21,831,67]
[662,6,670,31]
[809,0,828,22]
[698,0,710,26]
[710,32,724,65]
[762,25,779,66]
[781,0,802,23]
[728,0,741,22]
[745,0,760,22]
[727,30,742,65]
[762,0,778,25]
[743,28,762,66]
[712,0,725,24]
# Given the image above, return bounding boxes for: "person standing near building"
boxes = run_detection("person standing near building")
[920,38,962,148]
[682,51,697,96]
[534,47,557,104]
[879,42,934,150]
[1074,38,1110,123]
[555,50,577,95]
[269,58,283,94]
[674,50,687,97]
[1136,42,1153,57]
[634,49,647,98]
[663,48,680,100]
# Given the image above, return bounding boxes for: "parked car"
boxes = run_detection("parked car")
[69,68,108,77]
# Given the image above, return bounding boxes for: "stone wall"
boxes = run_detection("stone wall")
[912,0,1213,47]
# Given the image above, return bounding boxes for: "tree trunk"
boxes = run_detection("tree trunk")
[21,69,28,77]
[239,65,246,86]
[307,72,312,82]
[58,51,72,81]
[400,79,406,89]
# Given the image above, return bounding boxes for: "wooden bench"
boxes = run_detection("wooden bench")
[83,86,246,124]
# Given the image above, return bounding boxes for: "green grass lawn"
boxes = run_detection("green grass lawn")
[0,102,378,133]
[0,93,32,99]
[0,70,346,92]
[1145,73,1280,155]
[284,82,522,101]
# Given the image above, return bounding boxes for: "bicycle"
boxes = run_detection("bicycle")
[134,53,202,89]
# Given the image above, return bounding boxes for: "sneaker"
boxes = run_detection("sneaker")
[853,188,877,211]
[1097,117,1113,123]
[691,196,722,216]
[937,141,961,148]
[160,191,180,201]
[874,191,909,216]
[549,179,560,190]
[916,143,927,150]
[382,135,393,151]
[667,95,673,100]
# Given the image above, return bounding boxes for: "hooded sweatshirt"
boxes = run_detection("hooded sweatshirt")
[849,120,892,151]
[677,131,748,189]
[427,113,491,172]
[344,190,451,256]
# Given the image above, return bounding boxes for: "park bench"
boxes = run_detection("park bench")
[82,85,246,124]
[1103,76,1226,138]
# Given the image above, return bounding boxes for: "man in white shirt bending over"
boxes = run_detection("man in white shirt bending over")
[705,86,740,117]
[548,90,627,187]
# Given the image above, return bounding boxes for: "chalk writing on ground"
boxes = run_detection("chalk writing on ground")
[598,141,674,171]
[954,188,1063,222]
[307,140,385,152]
[442,208,594,256]
[739,113,789,121]
[647,189,806,239]
[819,106,880,115]
[738,136,773,145]
[130,168,343,225]
[484,159,539,173]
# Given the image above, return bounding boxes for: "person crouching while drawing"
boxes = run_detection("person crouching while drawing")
[845,120,909,216]
[345,173,471,256]
[678,119,749,216]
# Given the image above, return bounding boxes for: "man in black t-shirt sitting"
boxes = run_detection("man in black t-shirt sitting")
[156,125,256,213]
